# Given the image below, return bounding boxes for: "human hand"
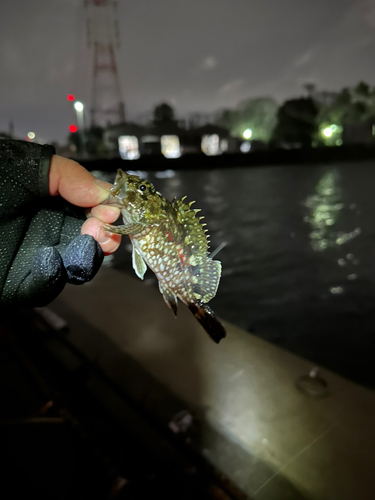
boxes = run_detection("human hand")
[1,154,122,307]
[49,155,121,255]
[0,143,123,308]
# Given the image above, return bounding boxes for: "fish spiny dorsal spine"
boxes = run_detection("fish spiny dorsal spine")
[172,196,209,258]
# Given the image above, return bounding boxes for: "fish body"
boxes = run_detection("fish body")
[103,169,226,343]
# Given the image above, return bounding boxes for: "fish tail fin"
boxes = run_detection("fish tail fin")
[188,303,226,343]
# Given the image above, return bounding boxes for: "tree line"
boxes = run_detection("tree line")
[63,81,375,155]
[214,81,375,148]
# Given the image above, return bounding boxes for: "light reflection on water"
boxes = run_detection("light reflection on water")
[100,162,375,387]
[304,170,344,252]
[303,169,363,296]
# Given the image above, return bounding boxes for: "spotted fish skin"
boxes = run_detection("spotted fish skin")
[103,169,226,343]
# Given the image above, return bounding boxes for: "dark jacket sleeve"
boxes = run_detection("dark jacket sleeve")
[0,139,103,308]
[0,139,55,199]
[0,139,55,296]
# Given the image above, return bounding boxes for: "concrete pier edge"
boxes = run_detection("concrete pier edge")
[48,267,375,500]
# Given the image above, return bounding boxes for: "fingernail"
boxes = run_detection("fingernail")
[94,178,113,201]
[95,178,112,190]
[96,225,111,244]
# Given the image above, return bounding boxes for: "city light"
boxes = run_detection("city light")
[201,134,221,156]
[74,101,84,112]
[27,131,35,140]
[240,141,251,153]
[118,135,140,160]
[67,94,75,102]
[319,123,343,146]
[161,135,181,159]
[323,127,333,138]
[243,128,252,139]
[220,139,229,152]
[73,101,86,154]
[69,125,78,133]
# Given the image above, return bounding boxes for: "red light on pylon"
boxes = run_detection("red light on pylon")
[69,125,78,133]
[67,94,75,102]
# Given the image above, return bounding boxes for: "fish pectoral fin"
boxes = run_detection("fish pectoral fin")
[158,282,178,317]
[132,246,148,279]
[104,222,144,235]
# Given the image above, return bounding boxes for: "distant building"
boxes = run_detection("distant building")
[103,120,245,160]
[104,122,145,155]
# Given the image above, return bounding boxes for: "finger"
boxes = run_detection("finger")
[49,155,112,207]
[89,204,120,224]
[81,217,122,255]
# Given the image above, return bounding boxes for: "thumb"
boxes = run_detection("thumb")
[49,155,112,207]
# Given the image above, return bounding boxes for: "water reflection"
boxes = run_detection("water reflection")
[154,170,175,179]
[304,170,343,252]
[336,227,361,246]
[304,168,365,296]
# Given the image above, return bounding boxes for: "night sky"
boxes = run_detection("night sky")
[1,0,375,143]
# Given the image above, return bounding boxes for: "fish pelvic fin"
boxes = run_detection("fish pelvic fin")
[188,303,226,344]
[159,282,178,317]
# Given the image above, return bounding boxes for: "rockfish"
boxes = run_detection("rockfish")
[103,169,226,343]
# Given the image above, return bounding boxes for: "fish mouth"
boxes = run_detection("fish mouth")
[110,179,126,197]
[101,179,127,208]
[101,194,124,208]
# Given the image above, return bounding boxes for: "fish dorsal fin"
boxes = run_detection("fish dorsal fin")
[193,259,222,303]
[172,197,208,259]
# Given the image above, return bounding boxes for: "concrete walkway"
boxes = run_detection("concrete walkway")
[50,267,375,500]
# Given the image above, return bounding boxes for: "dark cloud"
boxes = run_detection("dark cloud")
[0,0,373,142]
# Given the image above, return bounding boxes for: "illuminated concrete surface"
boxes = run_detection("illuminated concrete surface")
[51,267,375,499]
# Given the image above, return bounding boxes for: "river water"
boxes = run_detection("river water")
[97,161,375,388]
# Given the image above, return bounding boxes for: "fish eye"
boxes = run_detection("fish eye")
[139,184,147,192]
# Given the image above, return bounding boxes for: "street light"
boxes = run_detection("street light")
[323,127,333,138]
[74,101,84,113]
[243,128,252,139]
[74,101,86,155]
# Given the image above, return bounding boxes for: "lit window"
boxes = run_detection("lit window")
[220,139,229,152]
[201,134,221,156]
[240,141,251,153]
[161,135,181,158]
[118,135,140,160]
